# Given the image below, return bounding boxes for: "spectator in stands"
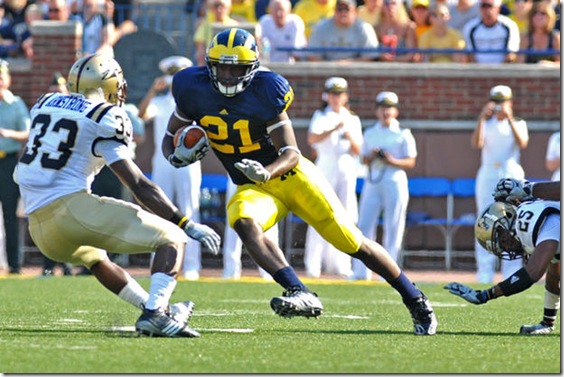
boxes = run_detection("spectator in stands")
[47,0,71,21]
[304,77,362,279]
[78,0,115,57]
[3,3,43,58]
[447,0,480,33]
[255,0,299,20]
[222,177,276,280]
[375,0,417,62]
[104,0,137,45]
[0,2,18,58]
[418,2,466,62]
[293,0,335,39]
[517,0,560,64]
[471,84,528,283]
[256,0,307,62]
[230,0,257,22]
[545,131,560,181]
[463,0,520,63]
[307,0,380,62]
[137,55,203,281]
[0,59,30,275]
[357,0,382,28]
[351,91,417,280]
[193,0,239,66]
[41,72,74,277]
[4,0,28,26]
[508,0,532,33]
[410,0,431,40]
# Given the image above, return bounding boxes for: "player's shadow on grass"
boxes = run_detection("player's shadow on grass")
[273,329,560,337]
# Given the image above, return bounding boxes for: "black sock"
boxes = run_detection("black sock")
[388,271,421,301]
[273,266,305,290]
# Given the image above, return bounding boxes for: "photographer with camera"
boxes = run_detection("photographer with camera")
[351,91,417,280]
[470,84,529,284]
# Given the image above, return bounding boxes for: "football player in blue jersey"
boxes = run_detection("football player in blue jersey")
[162,27,437,335]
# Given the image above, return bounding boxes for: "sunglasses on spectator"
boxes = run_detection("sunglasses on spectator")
[49,8,61,12]
[534,11,548,16]
[480,3,494,8]
[336,5,351,11]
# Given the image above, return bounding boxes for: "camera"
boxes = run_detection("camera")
[376,149,386,158]
[165,75,173,85]
[493,104,502,112]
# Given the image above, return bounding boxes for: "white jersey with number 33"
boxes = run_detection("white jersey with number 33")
[514,200,560,259]
[15,92,133,214]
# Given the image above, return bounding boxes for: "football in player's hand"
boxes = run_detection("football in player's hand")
[173,125,207,148]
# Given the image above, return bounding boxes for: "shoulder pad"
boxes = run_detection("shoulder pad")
[86,102,115,123]
[94,104,133,145]
[34,92,57,110]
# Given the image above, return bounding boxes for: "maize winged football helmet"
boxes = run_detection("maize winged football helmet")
[475,201,522,260]
[205,28,259,97]
[67,54,127,106]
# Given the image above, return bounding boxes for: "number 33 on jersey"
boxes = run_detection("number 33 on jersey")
[15,92,133,213]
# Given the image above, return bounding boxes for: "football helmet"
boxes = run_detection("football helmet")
[205,28,260,97]
[67,54,127,106]
[475,202,523,260]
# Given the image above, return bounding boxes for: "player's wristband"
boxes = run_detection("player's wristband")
[498,268,534,297]
[170,211,188,228]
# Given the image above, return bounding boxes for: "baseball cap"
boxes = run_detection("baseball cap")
[336,0,357,7]
[489,85,512,102]
[158,56,193,75]
[376,91,399,107]
[0,59,8,75]
[324,77,348,93]
[412,0,430,8]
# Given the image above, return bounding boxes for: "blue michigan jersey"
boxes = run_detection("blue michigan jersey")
[172,66,294,185]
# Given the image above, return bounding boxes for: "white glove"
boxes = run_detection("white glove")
[492,178,534,204]
[183,219,221,255]
[234,158,271,184]
[170,127,210,167]
[444,282,489,305]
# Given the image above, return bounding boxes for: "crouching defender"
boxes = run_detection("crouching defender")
[14,54,221,338]
[163,28,437,335]
[446,177,560,335]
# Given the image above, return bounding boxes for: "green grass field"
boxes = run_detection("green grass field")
[0,275,560,373]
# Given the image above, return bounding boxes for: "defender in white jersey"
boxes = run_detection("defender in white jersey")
[14,54,221,338]
[444,199,560,334]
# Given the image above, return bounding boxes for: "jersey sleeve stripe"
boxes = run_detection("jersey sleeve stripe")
[531,207,560,246]
[35,93,57,109]
[86,103,114,123]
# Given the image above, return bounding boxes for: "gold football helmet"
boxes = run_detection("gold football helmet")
[475,201,523,260]
[205,28,259,97]
[67,54,127,106]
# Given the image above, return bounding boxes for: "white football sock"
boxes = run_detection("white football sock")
[117,278,149,310]
[145,272,177,311]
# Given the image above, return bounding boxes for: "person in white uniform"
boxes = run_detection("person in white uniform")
[545,131,560,182]
[351,91,417,280]
[470,84,529,283]
[304,77,363,278]
[222,176,278,280]
[138,56,203,281]
[13,54,220,337]
[446,199,560,335]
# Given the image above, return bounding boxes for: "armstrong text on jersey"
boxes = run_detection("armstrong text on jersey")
[45,95,90,112]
